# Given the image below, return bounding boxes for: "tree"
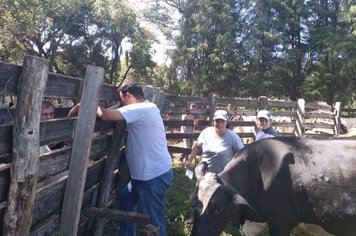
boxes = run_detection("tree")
[0,0,96,73]
[303,0,356,104]
[169,0,250,97]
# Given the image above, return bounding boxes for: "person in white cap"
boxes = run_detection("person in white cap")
[255,109,279,141]
[184,109,244,174]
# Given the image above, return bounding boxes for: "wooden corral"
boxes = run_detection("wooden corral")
[0,57,355,235]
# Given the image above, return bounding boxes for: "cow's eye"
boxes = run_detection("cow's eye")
[207,204,223,215]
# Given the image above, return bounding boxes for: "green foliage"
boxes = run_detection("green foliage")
[0,0,156,85]
[166,163,196,235]
[1,0,355,105]
[162,0,355,105]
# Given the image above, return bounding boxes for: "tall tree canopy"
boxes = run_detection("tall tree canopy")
[160,0,355,105]
[0,0,355,105]
[0,0,156,84]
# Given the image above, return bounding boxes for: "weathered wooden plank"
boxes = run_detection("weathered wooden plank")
[304,112,335,119]
[0,108,15,123]
[92,122,126,236]
[85,207,150,225]
[165,95,209,105]
[45,73,83,98]
[38,148,71,182]
[267,100,297,109]
[305,103,331,111]
[270,111,296,117]
[0,124,12,156]
[303,123,334,130]
[1,107,72,121]
[32,157,105,227]
[217,97,258,108]
[39,118,75,146]
[84,158,105,191]
[30,213,60,236]
[60,65,105,236]
[0,118,115,157]
[227,110,257,116]
[162,107,209,116]
[98,83,119,102]
[0,165,10,203]
[168,146,191,154]
[0,62,21,95]
[0,61,117,101]
[166,132,200,139]
[229,121,256,127]
[3,56,49,236]
[273,122,296,127]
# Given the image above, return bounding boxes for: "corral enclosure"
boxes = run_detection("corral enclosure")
[0,56,355,235]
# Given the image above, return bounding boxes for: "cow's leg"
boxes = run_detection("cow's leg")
[268,226,293,236]
[268,222,294,236]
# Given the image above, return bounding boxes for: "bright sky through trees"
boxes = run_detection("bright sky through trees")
[125,0,178,64]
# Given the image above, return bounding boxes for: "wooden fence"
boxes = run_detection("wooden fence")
[0,57,355,235]
[161,94,354,155]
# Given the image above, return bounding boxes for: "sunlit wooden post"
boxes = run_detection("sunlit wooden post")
[59,65,104,236]
[257,96,268,111]
[209,93,218,123]
[334,102,341,136]
[2,56,49,236]
[296,98,305,136]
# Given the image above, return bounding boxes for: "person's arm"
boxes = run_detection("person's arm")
[97,106,124,122]
[68,104,80,117]
[184,142,202,169]
[68,103,124,122]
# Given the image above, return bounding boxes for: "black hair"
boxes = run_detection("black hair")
[42,100,55,109]
[118,82,145,100]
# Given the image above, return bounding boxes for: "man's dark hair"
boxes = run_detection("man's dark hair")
[119,82,145,100]
[42,100,55,109]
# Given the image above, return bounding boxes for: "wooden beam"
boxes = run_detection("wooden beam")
[59,65,104,236]
[92,122,127,236]
[84,207,150,225]
[2,56,49,236]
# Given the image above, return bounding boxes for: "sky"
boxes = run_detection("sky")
[124,0,179,65]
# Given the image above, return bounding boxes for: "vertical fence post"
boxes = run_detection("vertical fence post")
[92,122,127,236]
[209,93,218,122]
[257,96,268,111]
[334,102,341,136]
[59,65,104,236]
[296,98,305,136]
[2,56,49,236]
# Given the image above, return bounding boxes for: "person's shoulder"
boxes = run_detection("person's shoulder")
[268,127,279,135]
[201,126,214,134]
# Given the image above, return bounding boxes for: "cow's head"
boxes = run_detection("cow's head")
[190,163,257,236]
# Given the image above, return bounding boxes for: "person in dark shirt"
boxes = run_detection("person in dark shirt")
[255,110,279,141]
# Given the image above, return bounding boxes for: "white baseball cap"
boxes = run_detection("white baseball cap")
[257,110,272,120]
[213,110,228,121]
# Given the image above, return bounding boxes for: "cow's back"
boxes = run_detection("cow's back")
[220,137,356,236]
[286,138,356,235]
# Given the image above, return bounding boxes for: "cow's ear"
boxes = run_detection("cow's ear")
[195,161,208,182]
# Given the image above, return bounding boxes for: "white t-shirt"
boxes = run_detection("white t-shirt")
[118,101,172,181]
[197,127,244,173]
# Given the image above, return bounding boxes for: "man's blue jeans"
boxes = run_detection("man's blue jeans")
[119,169,173,236]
